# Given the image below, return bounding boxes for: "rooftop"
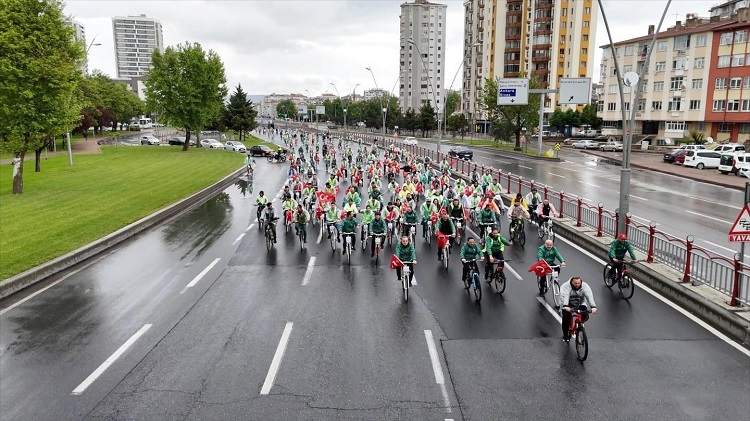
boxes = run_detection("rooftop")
[599,15,731,48]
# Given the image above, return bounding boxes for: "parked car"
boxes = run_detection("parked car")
[713,144,746,154]
[677,144,706,151]
[402,136,418,145]
[139,135,160,145]
[663,149,688,163]
[572,140,598,149]
[224,141,247,153]
[249,145,274,156]
[200,139,224,149]
[599,141,624,152]
[683,150,721,169]
[167,136,196,146]
[674,151,688,165]
[720,153,750,175]
[448,147,473,160]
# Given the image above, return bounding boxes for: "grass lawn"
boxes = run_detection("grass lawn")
[0,146,245,280]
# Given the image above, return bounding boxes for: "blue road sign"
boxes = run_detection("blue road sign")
[499,89,516,97]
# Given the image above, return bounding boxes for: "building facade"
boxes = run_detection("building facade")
[399,0,448,113]
[364,88,388,101]
[112,14,164,79]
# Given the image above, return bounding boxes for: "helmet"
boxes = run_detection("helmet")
[618,234,627,240]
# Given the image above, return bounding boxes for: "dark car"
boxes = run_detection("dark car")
[249,145,274,156]
[448,147,473,160]
[663,149,687,163]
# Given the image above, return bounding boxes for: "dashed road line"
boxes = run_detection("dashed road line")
[232,233,246,245]
[424,330,452,414]
[301,257,316,286]
[179,258,221,294]
[260,322,294,395]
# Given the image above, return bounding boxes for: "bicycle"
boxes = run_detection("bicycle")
[451,217,466,239]
[256,204,265,230]
[477,223,494,243]
[486,259,510,295]
[437,233,455,270]
[537,215,554,241]
[399,261,414,302]
[538,264,562,308]
[326,222,338,252]
[283,209,294,233]
[386,219,398,247]
[402,222,418,244]
[508,217,526,247]
[371,233,386,264]
[360,223,369,251]
[565,306,590,362]
[603,260,638,300]
[264,218,279,251]
[342,233,355,265]
[468,207,477,225]
[462,258,483,302]
[296,223,307,250]
[423,217,435,246]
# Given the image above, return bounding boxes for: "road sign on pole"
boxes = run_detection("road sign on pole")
[728,203,750,242]
[497,78,529,105]
[315,106,326,115]
[558,78,591,104]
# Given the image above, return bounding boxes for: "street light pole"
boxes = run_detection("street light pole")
[67,37,102,165]
[330,82,340,125]
[408,39,441,152]
[365,67,386,138]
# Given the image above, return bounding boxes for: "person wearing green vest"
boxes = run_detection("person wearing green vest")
[341,211,358,254]
[459,237,484,285]
[369,212,388,257]
[394,235,416,283]
[401,206,420,237]
[482,227,512,280]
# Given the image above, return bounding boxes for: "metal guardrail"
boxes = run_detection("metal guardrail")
[344,132,749,306]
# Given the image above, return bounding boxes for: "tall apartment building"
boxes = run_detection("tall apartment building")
[398,0,448,113]
[364,88,388,101]
[67,19,88,73]
[596,9,749,143]
[112,14,164,79]
[462,0,598,127]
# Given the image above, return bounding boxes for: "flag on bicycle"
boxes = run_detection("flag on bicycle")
[390,254,404,269]
[528,260,552,277]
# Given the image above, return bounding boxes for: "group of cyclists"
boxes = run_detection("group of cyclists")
[250,128,640,342]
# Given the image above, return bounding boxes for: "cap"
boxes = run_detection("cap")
[618,233,627,240]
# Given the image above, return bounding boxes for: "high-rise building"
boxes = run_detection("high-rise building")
[112,14,164,79]
[364,88,388,101]
[462,0,598,129]
[67,19,87,73]
[399,0,448,114]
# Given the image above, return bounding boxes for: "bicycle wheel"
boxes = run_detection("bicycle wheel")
[621,274,635,300]
[347,245,351,265]
[519,230,526,247]
[375,248,380,264]
[552,281,561,309]
[266,233,272,251]
[442,248,449,269]
[427,228,432,246]
[538,277,547,296]
[549,227,554,242]
[494,270,506,295]
[538,224,545,239]
[403,274,409,302]
[473,273,482,302]
[603,265,615,288]
[576,325,588,361]
[330,231,336,252]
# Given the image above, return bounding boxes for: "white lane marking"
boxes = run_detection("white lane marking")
[554,233,750,358]
[519,165,533,170]
[232,233,246,245]
[687,195,742,210]
[504,263,523,281]
[260,322,294,395]
[245,223,255,232]
[424,330,452,414]
[72,324,152,395]
[179,258,221,294]
[536,297,563,323]
[702,240,741,256]
[301,257,316,286]
[549,173,565,178]
[630,215,650,224]
[579,181,600,188]
[630,195,648,201]
[0,249,117,317]
[684,210,731,225]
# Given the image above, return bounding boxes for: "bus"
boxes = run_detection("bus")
[138,117,152,129]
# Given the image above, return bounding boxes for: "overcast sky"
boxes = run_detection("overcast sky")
[65,0,712,97]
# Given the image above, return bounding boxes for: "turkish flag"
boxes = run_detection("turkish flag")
[390,254,404,269]
[528,260,553,277]
[316,191,334,204]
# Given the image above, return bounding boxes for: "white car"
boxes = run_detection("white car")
[224,141,247,153]
[201,139,224,149]
[139,135,160,145]
[683,150,721,169]
[572,140,598,149]
[402,136,418,145]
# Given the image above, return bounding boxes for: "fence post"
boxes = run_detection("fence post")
[558,190,565,218]
[517,176,523,195]
[647,222,656,263]
[730,254,741,307]
[543,185,549,200]
[682,236,693,282]
[596,202,604,237]
[614,211,620,238]
[576,196,582,227]
[507,172,512,193]
[530,180,536,191]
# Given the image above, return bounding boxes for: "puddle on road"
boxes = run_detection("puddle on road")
[162,192,233,261]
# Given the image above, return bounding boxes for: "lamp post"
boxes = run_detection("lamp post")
[365,67,387,137]
[330,82,340,125]
[66,37,101,165]
[305,89,312,123]
[407,39,441,152]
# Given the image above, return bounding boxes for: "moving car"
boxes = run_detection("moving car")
[599,141,623,152]
[167,136,196,146]
[224,141,247,153]
[402,137,418,145]
[139,135,160,145]
[448,147,473,160]
[683,150,721,169]
[249,145,274,156]
[200,139,224,149]
[663,149,687,163]
[572,140,598,149]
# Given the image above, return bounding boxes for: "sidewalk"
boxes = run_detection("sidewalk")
[0,136,104,165]
[581,149,746,191]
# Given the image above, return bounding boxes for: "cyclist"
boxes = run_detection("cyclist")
[536,198,559,226]
[448,198,465,227]
[262,202,278,243]
[282,193,298,222]
[365,196,382,213]
[477,202,497,240]
[255,191,268,220]
[401,205,420,237]
[394,235,417,283]
[608,233,637,281]
[525,187,543,223]
[509,193,528,209]
[343,197,359,216]
[468,191,481,219]
[293,203,310,243]
[324,202,341,243]
[460,237,484,286]
[537,239,566,277]
[508,200,530,235]
[301,184,316,209]
[341,211,358,254]
[488,179,503,196]
[244,154,256,175]
[384,202,401,237]
[481,170,493,194]
[436,213,456,260]
[420,199,438,237]
[560,277,598,342]
[482,227,512,281]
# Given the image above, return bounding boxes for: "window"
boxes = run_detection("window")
[655,61,666,72]
[657,41,667,51]
[668,98,682,111]
[609,85,618,94]
[715,77,728,89]
[697,122,705,131]
[582,48,588,54]
[597,101,604,112]
[652,101,662,110]
[561,22,567,29]
[731,54,745,67]
[606,103,616,111]
[718,123,732,132]
[740,123,750,132]
[623,65,633,73]
[585,7,591,14]
[562,8,567,16]
[720,32,733,45]
[693,57,704,69]
[696,35,707,47]
[672,57,688,70]
[745,76,750,88]
[583,34,588,41]
[581,61,587,68]
[731,77,742,89]
[637,101,646,111]
[670,77,684,91]
[623,102,630,111]
[713,100,726,111]
[625,46,634,56]
[692,78,703,89]
[583,21,590,28]
[674,35,690,50]
[736,30,747,43]
[665,121,686,131]
[689,100,701,110]
[728,100,740,111]
[654,81,664,91]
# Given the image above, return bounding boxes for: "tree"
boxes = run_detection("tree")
[482,77,541,150]
[580,104,602,130]
[548,107,581,135]
[445,90,460,118]
[401,108,417,135]
[145,42,227,150]
[0,0,85,194]
[417,102,437,137]
[446,113,468,137]
[276,99,296,119]
[223,84,257,141]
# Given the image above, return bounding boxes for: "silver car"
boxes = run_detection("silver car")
[201,139,224,149]
[224,141,247,153]
[140,135,160,145]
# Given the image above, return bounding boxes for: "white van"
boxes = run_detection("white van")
[683,150,721,169]
[678,144,706,151]
[713,144,745,154]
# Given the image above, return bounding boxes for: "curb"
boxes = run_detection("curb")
[0,166,245,299]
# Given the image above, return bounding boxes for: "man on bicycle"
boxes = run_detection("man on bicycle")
[341,211,358,254]
[369,212,388,257]
[255,191,268,218]
[477,202,497,240]
[609,233,637,281]
[537,239,566,278]
[460,237,483,285]
[482,228,512,281]
[244,154,256,174]
[401,206,419,237]
[324,202,341,243]
[262,202,278,243]
[560,277,597,342]
[384,202,400,237]
[448,198,465,227]
[293,203,310,243]
[436,213,456,260]
[525,188,542,223]
[537,198,559,221]
[508,200,530,235]
[394,235,417,283]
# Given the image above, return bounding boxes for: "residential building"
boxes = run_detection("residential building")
[112,14,164,79]
[591,82,603,104]
[112,77,147,101]
[462,0,599,131]
[711,0,750,19]
[67,19,88,73]
[364,88,388,101]
[399,0,448,113]
[258,93,309,118]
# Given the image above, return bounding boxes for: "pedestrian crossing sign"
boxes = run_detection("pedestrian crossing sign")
[728,204,750,242]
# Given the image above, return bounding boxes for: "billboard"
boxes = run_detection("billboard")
[315,106,326,115]
[297,106,308,114]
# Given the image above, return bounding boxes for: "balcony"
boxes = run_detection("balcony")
[536,15,554,23]
[505,47,521,53]
[504,72,521,78]
[535,1,553,9]
[506,33,522,41]
[531,69,550,77]
[535,29,553,35]
[532,55,550,63]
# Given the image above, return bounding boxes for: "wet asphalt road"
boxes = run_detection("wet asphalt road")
[0,134,748,420]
